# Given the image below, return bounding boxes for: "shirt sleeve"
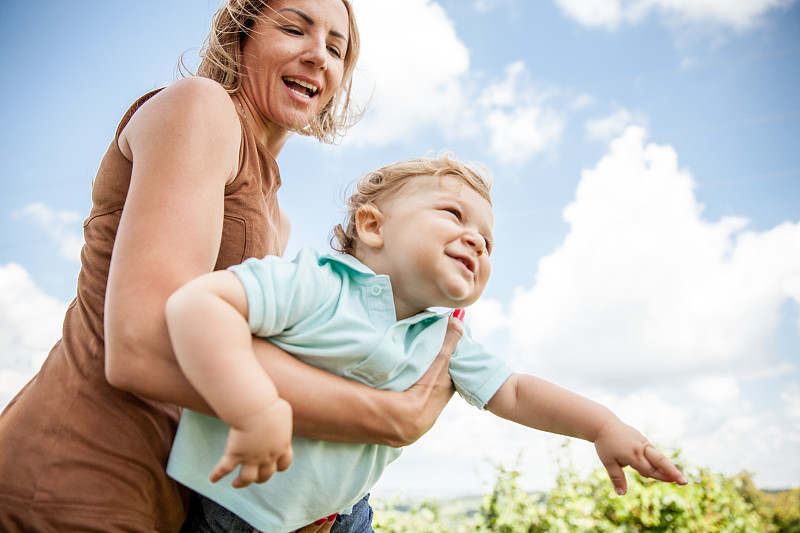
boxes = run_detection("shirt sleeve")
[228,247,335,338]
[449,328,515,410]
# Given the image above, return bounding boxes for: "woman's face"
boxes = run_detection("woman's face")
[240,0,350,133]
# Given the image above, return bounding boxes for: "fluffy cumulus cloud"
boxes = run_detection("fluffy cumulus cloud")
[344,2,564,164]
[344,0,471,146]
[479,62,565,165]
[507,126,800,386]
[554,0,798,30]
[0,263,68,408]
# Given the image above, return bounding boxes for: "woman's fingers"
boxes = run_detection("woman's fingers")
[295,513,337,533]
[420,312,463,392]
[407,313,463,415]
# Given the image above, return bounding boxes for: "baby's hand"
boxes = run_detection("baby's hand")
[210,398,294,488]
[594,418,687,495]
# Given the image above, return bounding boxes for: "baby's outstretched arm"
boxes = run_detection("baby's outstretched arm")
[486,373,687,495]
[166,270,293,488]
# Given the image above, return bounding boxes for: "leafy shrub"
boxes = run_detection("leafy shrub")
[373,450,788,532]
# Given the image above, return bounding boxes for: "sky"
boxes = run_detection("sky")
[1,0,799,501]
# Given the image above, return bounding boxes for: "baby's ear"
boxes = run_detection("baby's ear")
[355,204,384,249]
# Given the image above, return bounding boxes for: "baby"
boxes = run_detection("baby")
[166,153,686,533]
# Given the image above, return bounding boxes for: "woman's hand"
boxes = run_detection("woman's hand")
[387,311,464,444]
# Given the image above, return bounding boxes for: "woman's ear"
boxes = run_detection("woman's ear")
[355,204,384,250]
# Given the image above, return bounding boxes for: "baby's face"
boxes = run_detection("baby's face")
[378,175,494,318]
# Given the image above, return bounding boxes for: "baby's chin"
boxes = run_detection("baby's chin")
[435,294,481,310]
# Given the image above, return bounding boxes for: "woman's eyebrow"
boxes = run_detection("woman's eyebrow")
[277,8,348,41]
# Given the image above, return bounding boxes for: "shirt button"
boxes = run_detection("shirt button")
[371,286,382,296]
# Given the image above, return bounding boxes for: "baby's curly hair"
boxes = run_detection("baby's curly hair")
[332,153,493,256]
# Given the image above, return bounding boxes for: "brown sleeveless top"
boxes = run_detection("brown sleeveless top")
[0,89,283,532]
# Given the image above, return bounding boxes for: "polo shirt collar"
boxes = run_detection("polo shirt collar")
[319,252,445,325]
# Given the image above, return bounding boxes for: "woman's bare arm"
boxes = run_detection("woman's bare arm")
[105,77,239,410]
[255,315,462,447]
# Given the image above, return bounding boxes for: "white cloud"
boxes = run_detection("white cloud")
[585,107,648,141]
[0,263,68,408]
[479,62,565,165]
[554,0,798,30]
[678,388,800,487]
[506,126,800,387]
[688,375,741,405]
[554,0,633,30]
[345,0,471,147]
[343,4,564,164]
[13,202,83,262]
[464,298,507,343]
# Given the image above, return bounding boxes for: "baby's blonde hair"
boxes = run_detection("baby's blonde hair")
[332,153,493,255]
[189,0,361,143]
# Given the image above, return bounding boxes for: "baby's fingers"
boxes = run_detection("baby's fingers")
[209,455,239,484]
[232,462,261,488]
[642,444,688,485]
[602,460,628,495]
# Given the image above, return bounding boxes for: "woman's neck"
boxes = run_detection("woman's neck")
[233,93,292,156]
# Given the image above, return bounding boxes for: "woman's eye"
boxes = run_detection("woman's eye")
[282,26,303,36]
[328,45,342,58]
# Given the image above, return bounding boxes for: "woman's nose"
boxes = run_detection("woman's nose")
[302,39,328,70]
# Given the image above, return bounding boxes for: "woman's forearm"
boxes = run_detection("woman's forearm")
[252,315,463,447]
[253,337,426,446]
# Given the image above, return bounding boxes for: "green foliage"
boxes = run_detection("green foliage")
[373,451,792,532]
[759,487,800,533]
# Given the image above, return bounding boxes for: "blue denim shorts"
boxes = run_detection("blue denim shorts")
[180,491,374,533]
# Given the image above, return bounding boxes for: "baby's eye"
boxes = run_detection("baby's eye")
[444,208,462,220]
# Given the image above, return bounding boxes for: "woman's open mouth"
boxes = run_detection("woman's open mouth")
[283,77,319,99]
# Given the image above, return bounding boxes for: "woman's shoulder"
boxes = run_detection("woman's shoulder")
[120,77,240,159]
[148,77,234,119]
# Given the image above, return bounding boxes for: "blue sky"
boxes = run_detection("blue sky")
[1,0,799,499]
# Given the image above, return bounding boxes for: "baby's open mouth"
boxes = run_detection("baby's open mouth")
[451,255,475,275]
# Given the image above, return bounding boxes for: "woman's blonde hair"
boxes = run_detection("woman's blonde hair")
[191,0,361,143]
[332,153,493,255]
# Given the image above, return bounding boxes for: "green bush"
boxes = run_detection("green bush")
[373,451,790,532]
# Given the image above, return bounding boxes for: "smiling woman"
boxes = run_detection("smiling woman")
[0,1,465,532]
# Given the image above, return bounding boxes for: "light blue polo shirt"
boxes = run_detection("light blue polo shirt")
[167,247,514,533]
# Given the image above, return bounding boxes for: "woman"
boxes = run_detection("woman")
[0,1,461,532]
